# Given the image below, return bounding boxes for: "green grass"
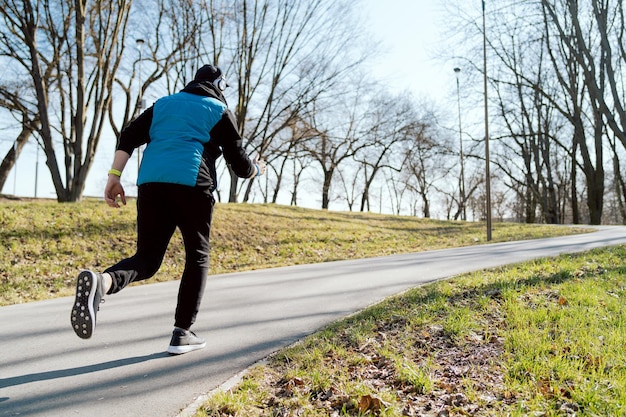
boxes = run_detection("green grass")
[0,199,586,306]
[198,247,626,416]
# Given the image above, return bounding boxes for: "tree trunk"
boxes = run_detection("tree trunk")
[321,169,333,209]
[228,168,238,203]
[0,126,33,193]
[421,191,430,218]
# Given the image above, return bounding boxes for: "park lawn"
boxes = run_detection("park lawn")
[0,199,587,306]
[197,246,626,416]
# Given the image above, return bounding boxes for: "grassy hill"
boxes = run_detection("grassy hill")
[0,198,586,306]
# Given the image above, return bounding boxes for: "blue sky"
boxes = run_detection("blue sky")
[364,0,454,100]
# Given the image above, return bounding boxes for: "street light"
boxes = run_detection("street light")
[12,141,17,195]
[34,145,39,198]
[482,0,492,241]
[136,38,145,114]
[136,38,145,173]
[454,67,466,221]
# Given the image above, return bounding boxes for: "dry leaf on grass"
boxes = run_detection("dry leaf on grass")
[358,394,387,413]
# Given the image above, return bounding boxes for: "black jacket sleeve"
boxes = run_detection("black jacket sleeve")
[117,107,154,155]
[209,109,256,178]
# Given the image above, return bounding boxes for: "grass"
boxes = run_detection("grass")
[3,198,622,415]
[0,199,587,306]
[197,247,626,416]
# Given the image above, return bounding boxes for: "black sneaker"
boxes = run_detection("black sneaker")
[167,329,206,355]
[70,270,104,339]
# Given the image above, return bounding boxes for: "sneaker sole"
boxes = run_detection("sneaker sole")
[167,342,206,355]
[70,271,98,339]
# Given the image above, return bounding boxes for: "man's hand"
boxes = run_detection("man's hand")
[104,176,126,208]
[252,155,267,177]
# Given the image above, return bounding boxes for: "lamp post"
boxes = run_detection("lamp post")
[34,145,39,198]
[12,141,17,195]
[136,38,145,114]
[482,0,492,241]
[136,38,145,173]
[454,67,466,221]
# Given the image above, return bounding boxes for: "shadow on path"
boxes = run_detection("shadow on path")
[0,352,168,389]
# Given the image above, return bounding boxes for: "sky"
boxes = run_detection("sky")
[1,0,457,205]
[364,0,453,99]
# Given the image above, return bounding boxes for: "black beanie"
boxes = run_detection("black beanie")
[194,65,223,82]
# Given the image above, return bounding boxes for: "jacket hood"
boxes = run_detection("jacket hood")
[182,80,227,105]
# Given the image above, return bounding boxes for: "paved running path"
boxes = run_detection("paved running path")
[2,226,626,417]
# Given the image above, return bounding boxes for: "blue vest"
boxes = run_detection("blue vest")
[137,92,226,186]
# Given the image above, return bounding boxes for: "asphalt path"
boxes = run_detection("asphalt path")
[2,226,626,417]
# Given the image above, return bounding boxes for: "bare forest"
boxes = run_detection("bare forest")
[1,0,625,225]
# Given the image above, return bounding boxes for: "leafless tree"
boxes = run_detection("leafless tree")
[549,1,626,145]
[354,91,417,212]
[0,0,133,201]
[0,85,39,191]
[336,164,361,211]
[400,122,444,218]
[297,90,371,210]
[269,109,317,205]
[209,0,369,203]
[442,0,626,224]
[0,0,217,201]
[108,0,209,138]
[538,0,617,224]
[384,169,408,215]
[609,133,626,223]
[466,1,566,224]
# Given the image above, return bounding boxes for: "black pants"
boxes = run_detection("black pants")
[105,183,214,330]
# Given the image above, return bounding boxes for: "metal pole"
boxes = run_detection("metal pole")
[454,67,466,221]
[35,145,39,198]
[12,141,17,195]
[482,0,492,240]
[136,38,145,174]
[137,38,144,112]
